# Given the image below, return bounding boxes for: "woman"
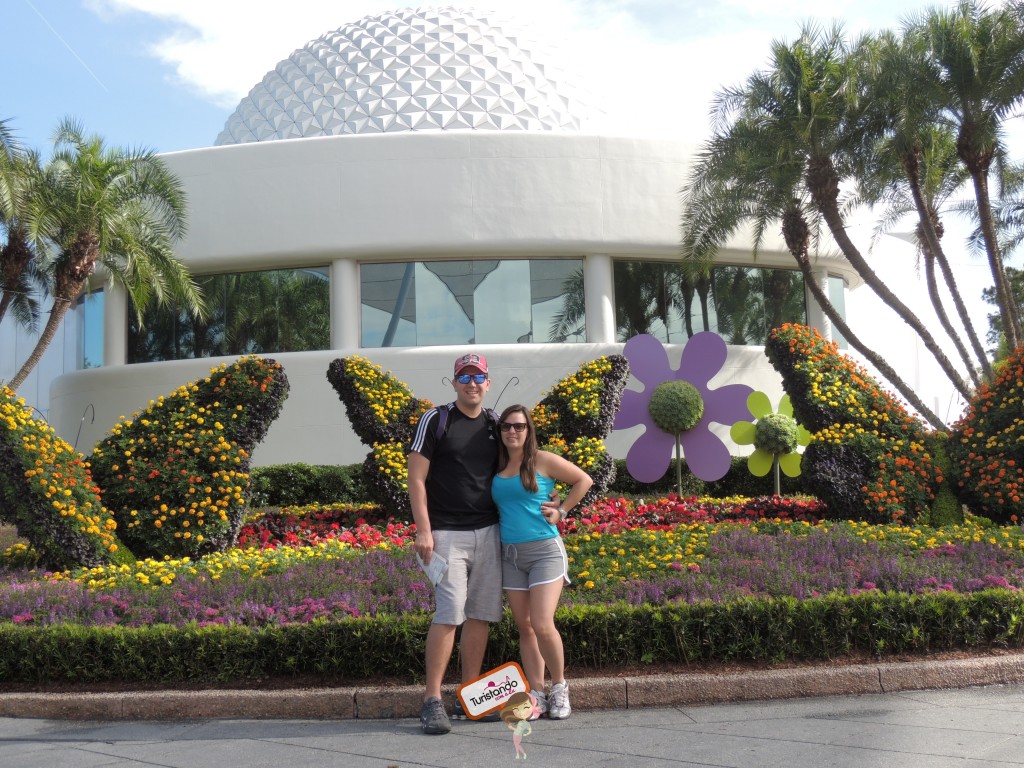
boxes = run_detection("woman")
[491,404,593,720]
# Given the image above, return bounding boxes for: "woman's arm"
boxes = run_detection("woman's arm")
[536,450,593,521]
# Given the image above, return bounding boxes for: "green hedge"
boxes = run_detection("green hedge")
[1,590,1019,685]
[247,457,812,513]
[608,457,808,498]
[249,463,369,507]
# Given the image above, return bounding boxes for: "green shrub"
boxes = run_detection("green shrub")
[0,387,132,570]
[647,380,703,434]
[755,413,798,455]
[249,463,368,507]
[90,356,289,558]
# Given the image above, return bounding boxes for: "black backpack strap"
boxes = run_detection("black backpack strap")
[433,404,450,441]
[434,404,499,441]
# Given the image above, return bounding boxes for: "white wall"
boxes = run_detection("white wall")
[49,343,779,466]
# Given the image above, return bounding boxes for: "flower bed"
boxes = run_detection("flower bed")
[3,498,1023,632]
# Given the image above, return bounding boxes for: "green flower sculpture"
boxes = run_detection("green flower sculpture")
[765,324,952,525]
[0,387,133,570]
[730,392,810,494]
[532,355,630,506]
[326,355,433,518]
[91,356,290,559]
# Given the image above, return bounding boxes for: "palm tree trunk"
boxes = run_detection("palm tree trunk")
[8,295,76,390]
[0,234,33,326]
[970,169,1022,349]
[906,169,993,381]
[807,161,972,400]
[924,253,980,389]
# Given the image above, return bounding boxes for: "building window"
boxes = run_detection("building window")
[76,289,104,369]
[611,260,807,345]
[828,274,849,349]
[360,259,584,347]
[127,267,330,363]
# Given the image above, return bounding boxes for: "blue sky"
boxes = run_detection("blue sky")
[3,0,1018,418]
[5,0,967,153]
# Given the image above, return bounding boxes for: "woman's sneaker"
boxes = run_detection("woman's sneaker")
[420,697,451,734]
[529,689,548,720]
[548,681,571,719]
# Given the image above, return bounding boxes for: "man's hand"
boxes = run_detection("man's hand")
[541,489,562,525]
[415,529,434,564]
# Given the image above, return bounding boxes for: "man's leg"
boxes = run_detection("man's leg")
[460,524,502,682]
[425,622,457,701]
[458,618,490,683]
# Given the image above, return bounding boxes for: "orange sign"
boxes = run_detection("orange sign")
[456,662,528,720]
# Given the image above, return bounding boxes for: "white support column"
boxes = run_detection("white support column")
[102,282,127,367]
[330,258,361,350]
[805,266,833,341]
[583,253,616,343]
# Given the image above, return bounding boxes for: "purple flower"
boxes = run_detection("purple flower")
[614,333,753,482]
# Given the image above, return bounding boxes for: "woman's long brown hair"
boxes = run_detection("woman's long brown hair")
[497,404,538,493]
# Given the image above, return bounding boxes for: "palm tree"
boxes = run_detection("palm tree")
[855,30,993,386]
[681,76,948,428]
[908,0,1024,349]
[7,119,203,390]
[0,119,47,330]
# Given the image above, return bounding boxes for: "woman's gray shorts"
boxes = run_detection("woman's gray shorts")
[502,536,571,591]
[431,524,503,625]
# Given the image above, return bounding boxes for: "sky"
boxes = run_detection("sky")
[4,0,1019,421]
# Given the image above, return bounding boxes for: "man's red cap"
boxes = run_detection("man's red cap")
[454,352,488,375]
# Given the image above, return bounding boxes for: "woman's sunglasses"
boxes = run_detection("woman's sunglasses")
[499,422,528,433]
[455,373,488,385]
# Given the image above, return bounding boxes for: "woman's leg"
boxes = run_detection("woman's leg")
[507,589,546,691]
[527,579,565,683]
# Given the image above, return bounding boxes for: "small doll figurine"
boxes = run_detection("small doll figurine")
[499,691,542,760]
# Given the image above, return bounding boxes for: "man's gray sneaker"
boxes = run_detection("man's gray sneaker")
[420,697,451,734]
[453,699,500,721]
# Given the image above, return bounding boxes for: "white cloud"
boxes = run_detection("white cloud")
[85,0,937,138]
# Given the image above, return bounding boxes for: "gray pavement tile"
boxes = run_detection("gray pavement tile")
[0,743,130,768]
[74,738,369,768]
[975,733,1024,764]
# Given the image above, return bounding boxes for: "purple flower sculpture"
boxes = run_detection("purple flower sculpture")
[614,333,753,483]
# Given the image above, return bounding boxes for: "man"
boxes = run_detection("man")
[408,352,503,735]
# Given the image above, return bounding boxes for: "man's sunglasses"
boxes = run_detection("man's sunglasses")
[455,373,488,385]
[499,422,528,433]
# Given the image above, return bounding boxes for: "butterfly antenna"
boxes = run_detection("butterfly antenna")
[493,377,520,410]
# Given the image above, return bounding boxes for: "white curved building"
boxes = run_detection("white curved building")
[48,7,857,466]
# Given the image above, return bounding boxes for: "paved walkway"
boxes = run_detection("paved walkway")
[3,684,1024,767]
[3,654,1024,767]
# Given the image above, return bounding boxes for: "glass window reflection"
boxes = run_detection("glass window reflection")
[611,260,809,345]
[360,259,584,347]
[76,289,104,369]
[127,267,330,363]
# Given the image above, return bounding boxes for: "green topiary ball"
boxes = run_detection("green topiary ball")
[755,413,798,455]
[648,381,704,434]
